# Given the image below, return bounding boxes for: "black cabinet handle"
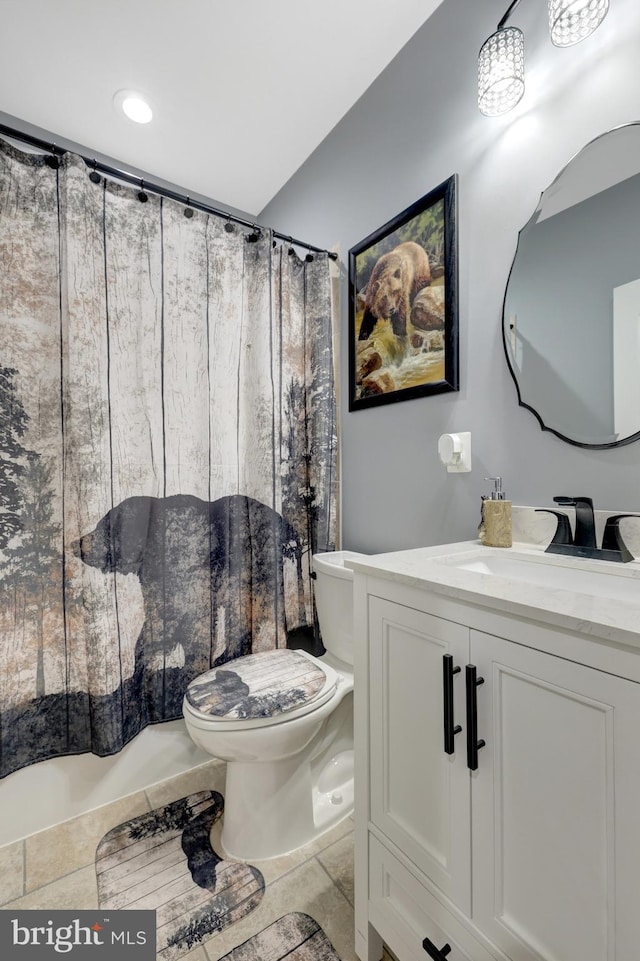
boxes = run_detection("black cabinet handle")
[442,654,462,754]
[422,937,452,959]
[465,664,485,771]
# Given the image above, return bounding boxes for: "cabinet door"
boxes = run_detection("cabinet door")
[369,597,470,913]
[471,629,640,961]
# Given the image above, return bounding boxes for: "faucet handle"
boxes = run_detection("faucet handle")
[535,509,573,547]
[602,514,637,562]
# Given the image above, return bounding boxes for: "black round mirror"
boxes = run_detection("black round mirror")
[503,122,640,448]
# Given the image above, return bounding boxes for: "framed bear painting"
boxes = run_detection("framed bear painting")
[348,175,459,411]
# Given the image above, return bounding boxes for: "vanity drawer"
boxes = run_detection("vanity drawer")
[369,835,497,961]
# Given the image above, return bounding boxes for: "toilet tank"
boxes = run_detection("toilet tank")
[312,550,364,666]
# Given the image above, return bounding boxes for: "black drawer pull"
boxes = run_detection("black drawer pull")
[442,654,462,754]
[422,936,452,959]
[465,663,485,771]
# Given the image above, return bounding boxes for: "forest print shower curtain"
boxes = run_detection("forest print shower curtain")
[0,139,337,779]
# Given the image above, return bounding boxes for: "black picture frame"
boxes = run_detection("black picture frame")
[348,174,459,411]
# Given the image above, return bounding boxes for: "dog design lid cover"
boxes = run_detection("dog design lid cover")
[185,649,331,720]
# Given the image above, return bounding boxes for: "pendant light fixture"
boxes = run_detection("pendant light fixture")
[548,0,610,47]
[478,0,611,117]
[478,24,525,116]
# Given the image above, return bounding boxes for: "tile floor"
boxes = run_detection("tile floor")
[0,759,395,961]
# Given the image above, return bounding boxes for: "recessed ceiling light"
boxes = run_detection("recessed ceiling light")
[113,90,153,124]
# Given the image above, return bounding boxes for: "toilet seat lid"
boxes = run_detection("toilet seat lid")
[185,649,337,722]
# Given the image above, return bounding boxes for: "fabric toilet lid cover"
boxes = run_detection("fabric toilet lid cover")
[185,649,331,721]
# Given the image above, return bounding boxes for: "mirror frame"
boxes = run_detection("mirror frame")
[502,122,640,450]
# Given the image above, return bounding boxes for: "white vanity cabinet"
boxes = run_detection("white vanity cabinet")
[354,568,640,961]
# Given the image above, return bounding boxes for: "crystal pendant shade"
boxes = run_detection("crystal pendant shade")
[478,26,525,117]
[548,0,610,48]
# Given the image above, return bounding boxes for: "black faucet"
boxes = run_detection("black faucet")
[552,496,597,549]
[541,497,636,563]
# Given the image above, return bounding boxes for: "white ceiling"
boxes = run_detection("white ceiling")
[1,0,444,214]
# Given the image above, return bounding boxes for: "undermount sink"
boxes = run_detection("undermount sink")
[433,548,640,603]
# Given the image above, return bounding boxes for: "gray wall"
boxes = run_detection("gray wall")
[260,0,640,554]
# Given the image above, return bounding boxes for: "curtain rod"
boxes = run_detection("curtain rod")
[0,122,338,261]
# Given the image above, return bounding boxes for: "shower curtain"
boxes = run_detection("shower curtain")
[0,139,338,779]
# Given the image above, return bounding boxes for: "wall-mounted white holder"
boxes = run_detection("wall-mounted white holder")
[438,432,472,473]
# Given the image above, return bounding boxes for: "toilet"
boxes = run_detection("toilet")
[182,549,363,861]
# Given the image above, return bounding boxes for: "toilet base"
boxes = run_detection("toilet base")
[220,699,354,861]
[221,752,353,861]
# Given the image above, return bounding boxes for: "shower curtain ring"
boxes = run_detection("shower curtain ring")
[224,215,234,233]
[184,196,194,218]
[89,160,101,184]
[46,144,60,169]
[138,179,148,203]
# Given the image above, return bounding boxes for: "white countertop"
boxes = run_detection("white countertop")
[347,539,640,649]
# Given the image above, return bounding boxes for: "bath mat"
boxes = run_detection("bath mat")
[95,791,264,961]
[218,912,341,961]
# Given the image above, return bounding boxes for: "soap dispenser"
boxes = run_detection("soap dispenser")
[479,476,512,548]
